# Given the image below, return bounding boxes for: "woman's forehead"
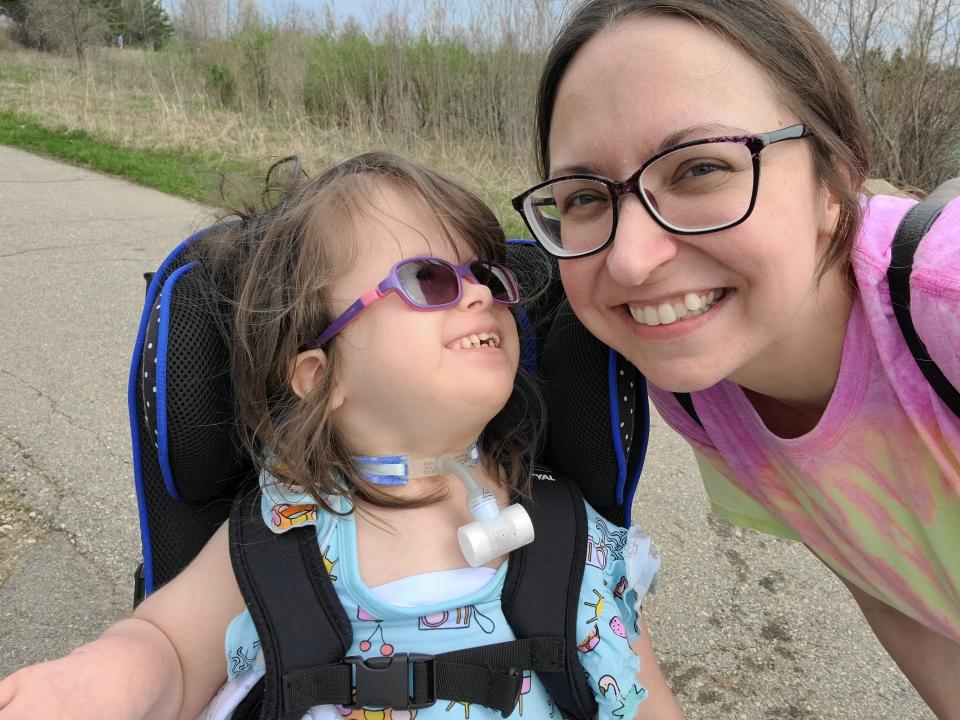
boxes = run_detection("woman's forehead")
[548,15,786,174]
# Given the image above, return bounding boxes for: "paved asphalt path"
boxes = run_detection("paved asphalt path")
[0,146,933,718]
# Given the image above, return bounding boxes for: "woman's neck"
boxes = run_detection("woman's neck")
[732,267,854,437]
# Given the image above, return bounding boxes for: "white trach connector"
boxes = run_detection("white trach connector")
[435,455,535,566]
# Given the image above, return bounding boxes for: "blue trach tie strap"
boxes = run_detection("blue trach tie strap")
[354,441,480,486]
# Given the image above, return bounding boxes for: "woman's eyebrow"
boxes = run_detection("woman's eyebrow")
[655,123,746,153]
[549,162,602,178]
[550,123,748,179]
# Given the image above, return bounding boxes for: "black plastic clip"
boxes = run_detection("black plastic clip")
[344,653,435,710]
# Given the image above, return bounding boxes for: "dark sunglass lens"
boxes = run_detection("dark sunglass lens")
[471,262,518,303]
[398,259,459,306]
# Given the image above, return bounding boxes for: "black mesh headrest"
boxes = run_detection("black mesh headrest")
[140,261,249,503]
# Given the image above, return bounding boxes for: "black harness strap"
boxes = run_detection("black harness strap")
[502,469,597,720]
[887,198,960,418]
[673,391,703,427]
[229,492,352,720]
[271,636,567,715]
[230,472,594,719]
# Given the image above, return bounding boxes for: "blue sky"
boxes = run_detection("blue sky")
[252,0,489,26]
[160,0,568,42]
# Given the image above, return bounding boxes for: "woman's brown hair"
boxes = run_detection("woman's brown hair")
[192,152,544,513]
[536,0,872,281]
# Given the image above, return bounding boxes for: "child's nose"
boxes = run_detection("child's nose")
[460,277,495,310]
[604,195,679,285]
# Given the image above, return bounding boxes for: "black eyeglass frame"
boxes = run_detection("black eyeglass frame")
[512,124,811,259]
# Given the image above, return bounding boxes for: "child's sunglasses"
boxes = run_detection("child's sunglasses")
[305,256,521,349]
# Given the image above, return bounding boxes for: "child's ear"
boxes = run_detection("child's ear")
[289,349,345,410]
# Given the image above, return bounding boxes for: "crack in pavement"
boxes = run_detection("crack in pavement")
[0,369,130,466]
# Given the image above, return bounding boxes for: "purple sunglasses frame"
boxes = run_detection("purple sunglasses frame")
[304,255,521,350]
[512,123,811,259]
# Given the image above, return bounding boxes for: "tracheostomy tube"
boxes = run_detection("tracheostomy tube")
[435,455,535,566]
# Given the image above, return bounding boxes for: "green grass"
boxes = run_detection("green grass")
[0,109,532,236]
[0,110,246,203]
[0,64,33,84]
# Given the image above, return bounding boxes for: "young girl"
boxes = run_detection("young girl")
[512,0,960,716]
[0,152,680,720]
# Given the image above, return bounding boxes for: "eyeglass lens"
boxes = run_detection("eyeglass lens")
[527,141,755,254]
[396,259,517,307]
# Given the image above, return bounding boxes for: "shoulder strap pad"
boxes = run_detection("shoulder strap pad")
[229,491,352,720]
[502,468,597,720]
[673,391,703,427]
[887,198,960,417]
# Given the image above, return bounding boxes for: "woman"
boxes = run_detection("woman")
[512,1,960,716]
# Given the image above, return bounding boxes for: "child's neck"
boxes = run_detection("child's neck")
[352,439,480,490]
[352,463,511,587]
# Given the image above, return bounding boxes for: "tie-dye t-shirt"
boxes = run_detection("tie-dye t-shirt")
[200,471,661,720]
[649,194,960,641]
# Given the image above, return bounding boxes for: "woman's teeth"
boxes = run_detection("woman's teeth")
[629,289,727,326]
[456,332,500,349]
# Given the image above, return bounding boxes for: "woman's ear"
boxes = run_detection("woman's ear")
[289,349,345,409]
[817,186,843,246]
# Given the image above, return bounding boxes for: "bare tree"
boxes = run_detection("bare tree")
[167,0,225,41]
[795,0,960,191]
[21,0,108,71]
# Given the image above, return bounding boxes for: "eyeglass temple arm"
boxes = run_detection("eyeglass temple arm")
[760,124,809,146]
[307,288,384,349]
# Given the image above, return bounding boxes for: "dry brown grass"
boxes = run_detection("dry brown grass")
[0,43,538,231]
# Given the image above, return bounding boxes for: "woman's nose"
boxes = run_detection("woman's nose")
[604,194,679,285]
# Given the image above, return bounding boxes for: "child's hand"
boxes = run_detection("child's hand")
[0,653,128,719]
[0,619,184,720]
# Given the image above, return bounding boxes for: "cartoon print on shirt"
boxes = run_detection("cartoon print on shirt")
[578,624,600,653]
[613,576,628,600]
[609,615,628,640]
[357,606,394,656]
[597,674,621,701]
[586,517,626,571]
[611,685,648,719]
[444,699,472,718]
[336,707,419,719]
[270,502,317,530]
[418,605,495,633]
[515,669,532,716]
[323,545,339,581]
[583,588,605,624]
[229,640,261,675]
[585,533,608,570]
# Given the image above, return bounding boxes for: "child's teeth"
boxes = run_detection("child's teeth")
[642,306,660,326]
[673,302,688,319]
[455,332,501,349]
[658,303,676,324]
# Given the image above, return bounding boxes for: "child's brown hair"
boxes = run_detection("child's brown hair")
[193,152,544,513]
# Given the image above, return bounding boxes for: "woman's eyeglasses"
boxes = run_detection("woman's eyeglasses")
[305,256,521,349]
[512,124,811,259]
